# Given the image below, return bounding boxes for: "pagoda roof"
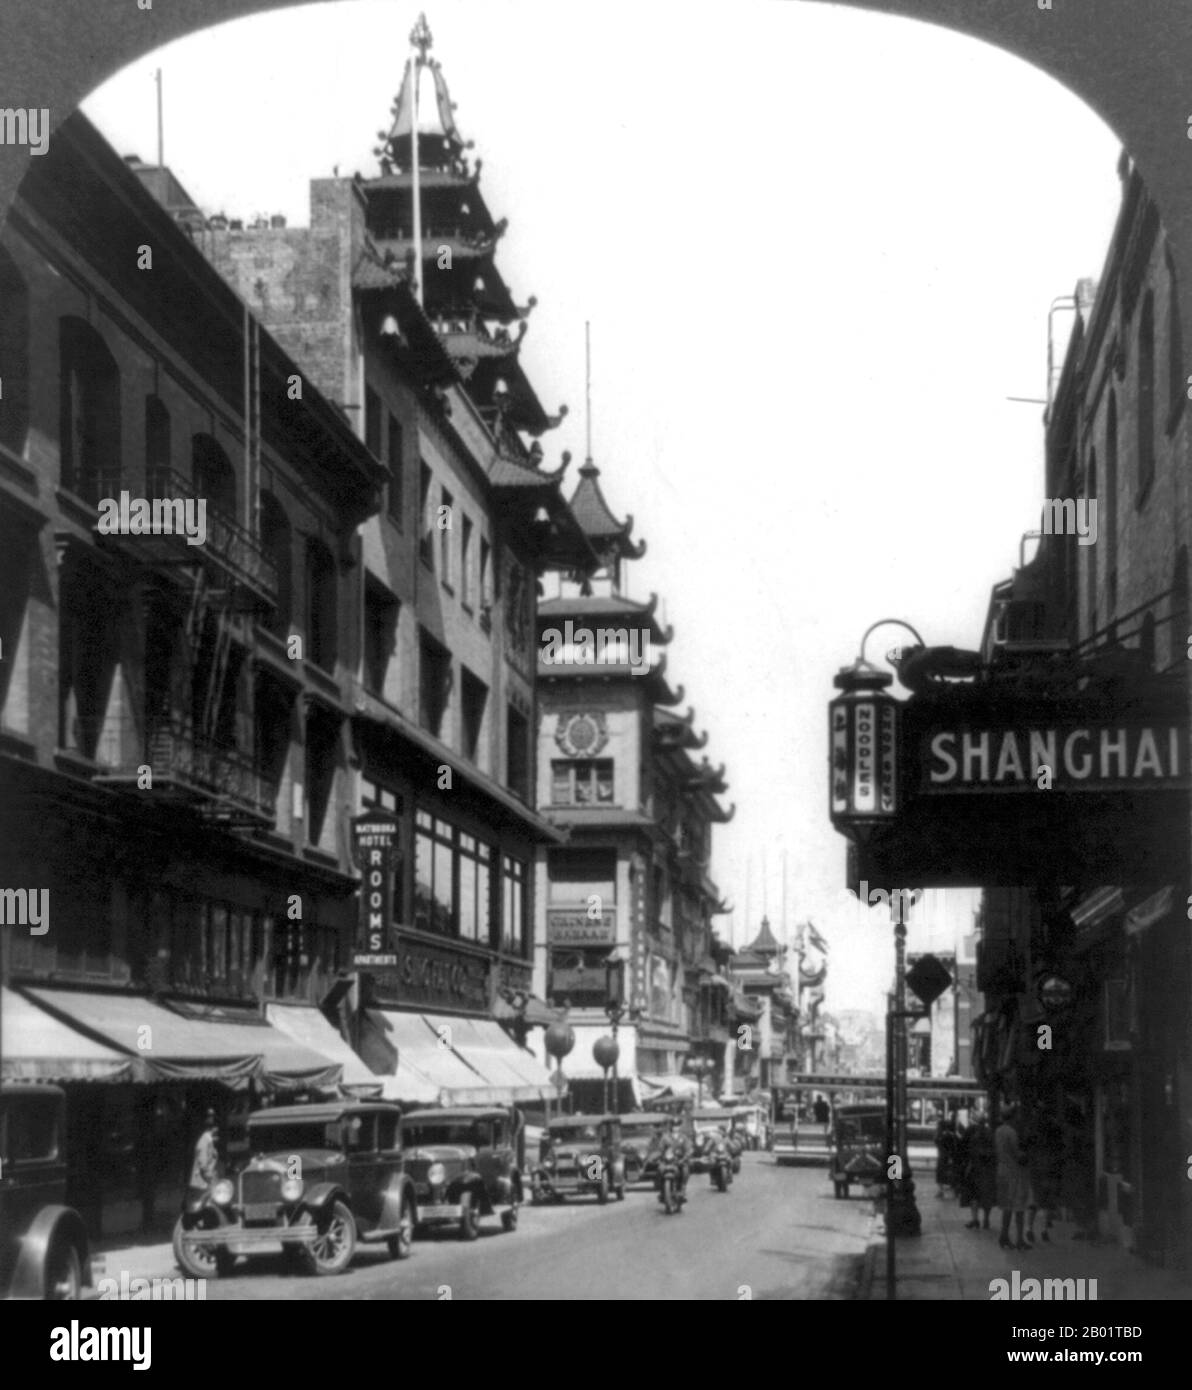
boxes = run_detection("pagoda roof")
[653,705,708,750]
[745,916,783,957]
[569,460,646,562]
[376,17,466,172]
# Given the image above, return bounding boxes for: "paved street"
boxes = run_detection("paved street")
[196,1155,869,1301]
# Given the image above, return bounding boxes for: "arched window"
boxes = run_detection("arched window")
[259,490,292,637]
[306,538,337,672]
[0,245,30,457]
[1167,247,1184,429]
[192,433,236,516]
[1105,390,1118,629]
[59,316,121,502]
[144,395,171,492]
[1138,290,1156,497]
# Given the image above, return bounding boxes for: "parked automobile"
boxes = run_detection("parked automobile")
[174,1100,416,1278]
[618,1112,671,1184]
[0,1083,91,1300]
[532,1114,625,1204]
[401,1107,523,1239]
[830,1102,886,1199]
[724,1102,770,1151]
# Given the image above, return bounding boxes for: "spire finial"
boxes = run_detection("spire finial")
[410,12,433,61]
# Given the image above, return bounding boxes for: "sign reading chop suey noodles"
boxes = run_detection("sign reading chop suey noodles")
[921,720,1190,793]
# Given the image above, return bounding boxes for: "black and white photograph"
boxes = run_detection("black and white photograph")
[0,0,1189,1348]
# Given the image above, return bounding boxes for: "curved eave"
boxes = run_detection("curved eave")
[570,462,648,561]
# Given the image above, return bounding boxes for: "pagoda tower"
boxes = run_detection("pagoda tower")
[365,14,563,444]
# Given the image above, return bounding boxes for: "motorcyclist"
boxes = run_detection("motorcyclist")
[649,1115,691,1197]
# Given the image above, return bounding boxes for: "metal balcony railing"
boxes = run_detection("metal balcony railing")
[87,464,277,607]
[89,713,275,824]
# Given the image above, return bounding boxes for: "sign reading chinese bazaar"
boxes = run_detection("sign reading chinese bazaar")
[922,720,1190,793]
[547,908,616,946]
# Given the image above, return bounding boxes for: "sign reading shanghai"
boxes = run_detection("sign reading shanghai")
[921,721,1190,793]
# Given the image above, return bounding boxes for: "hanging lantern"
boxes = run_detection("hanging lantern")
[592,1035,620,1072]
[544,1021,575,1061]
[828,657,900,831]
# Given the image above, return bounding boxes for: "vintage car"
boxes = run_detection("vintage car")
[174,1101,416,1277]
[618,1112,672,1184]
[689,1108,740,1174]
[830,1102,886,1198]
[724,1102,770,1151]
[532,1114,625,1204]
[401,1107,522,1239]
[0,1083,91,1300]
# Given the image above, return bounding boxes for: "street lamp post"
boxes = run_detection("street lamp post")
[602,948,628,1115]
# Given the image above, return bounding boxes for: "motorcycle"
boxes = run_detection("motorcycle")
[655,1142,688,1215]
[709,1136,733,1193]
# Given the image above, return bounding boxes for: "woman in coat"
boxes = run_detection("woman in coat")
[995,1104,1031,1250]
[961,1116,997,1229]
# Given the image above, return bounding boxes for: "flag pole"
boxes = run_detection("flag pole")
[409,16,427,307]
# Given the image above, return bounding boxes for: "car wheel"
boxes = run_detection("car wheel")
[45,1240,81,1300]
[501,1203,519,1233]
[388,1196,414,1260]
[173,1215,219,1280]
[596,1170,610,1205]
[458,1192,480,1241]
[299,1200,357,1276]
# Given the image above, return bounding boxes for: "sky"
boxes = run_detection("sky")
[82,0,1124,1018]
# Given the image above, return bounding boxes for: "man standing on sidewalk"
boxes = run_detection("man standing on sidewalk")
[188,1109,222,1198]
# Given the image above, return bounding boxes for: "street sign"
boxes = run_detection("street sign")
[905,953,953,1008]
[351,811,399,965]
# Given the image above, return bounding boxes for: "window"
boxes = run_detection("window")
[1138,290,1156,497]
[1086,448,1099,636]
[306,539,338,672]
[1167,249,1185,430]
[259,491,292,637]
[461,515,474,606]
[413,811,494,941]
[363,579,399,694]
[458,832,492,943]
[365,384,382,457]
[419,629,451,739]
[419,462,433,567]
[550,758,614,806]
[460,667,488,763]
[59,316,121,502]
[440,487,454,587]
[362,781,406,923]
[58,556,118,759]
[506,705,530,801]
[502,854,527,955]
[304,704,340,849]
[254,672,294,828]
[1105,390,1118,615]
[193,433,236,516]
[144,395,171,491]
[0,246,29,457]
[479,537,493,625]
[387,412,404,524]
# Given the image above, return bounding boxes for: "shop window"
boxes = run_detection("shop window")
[412,809,494,942]
[550,758,614,806]
[502,854,527,956]
[549,947,607,1007]
[548,848,616,905]
[506,705,530,802]
[59,316,121,501]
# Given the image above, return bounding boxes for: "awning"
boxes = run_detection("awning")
[22,989,342,1092]
[2,987,133,1082]
[427,1014,552,1103]
[366,1009,487,1105]
[265,1004,381,1093]
[638,1072,701,1101]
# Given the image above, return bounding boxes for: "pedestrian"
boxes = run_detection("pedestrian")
[995,1103,1031,1251]
[1025,1110,1063,1245]
[188,1108,222,1198]
[813,1095,830,1137]
[960,1114,997,1230]
[934,1113,958,1199]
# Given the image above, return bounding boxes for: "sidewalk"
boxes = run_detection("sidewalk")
[859,1188,1192,1300]
[90,1217,180,1287]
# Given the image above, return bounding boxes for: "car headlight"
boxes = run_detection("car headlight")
[211,1179,235,1207]
[543,1153,556,1170]
[427,1163,447,1187]
[280,1177,304,1203]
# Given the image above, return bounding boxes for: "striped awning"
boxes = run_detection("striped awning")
[2,987,133,1082]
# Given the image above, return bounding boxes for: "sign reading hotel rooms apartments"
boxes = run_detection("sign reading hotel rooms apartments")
[921,719,1190,793]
